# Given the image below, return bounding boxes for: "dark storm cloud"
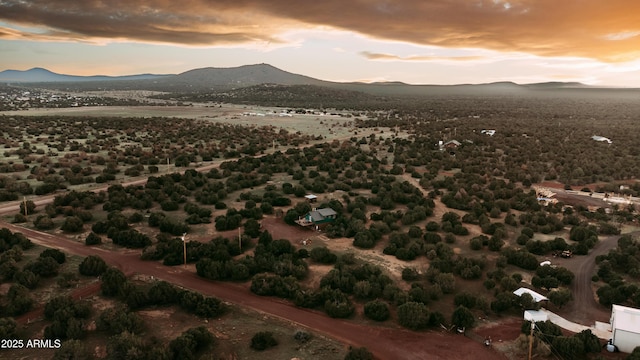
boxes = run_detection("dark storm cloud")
[1,0,639,61]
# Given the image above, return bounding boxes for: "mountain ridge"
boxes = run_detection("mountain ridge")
[0,67,170,83]
[0,64,589,89]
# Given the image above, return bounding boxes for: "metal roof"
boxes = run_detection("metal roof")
[317,208,337,217]
[513,287,548,302]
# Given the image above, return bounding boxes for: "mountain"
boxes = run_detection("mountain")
[175,63,328,88]
[140,63,331,92]
[0,64,602,98]
[0,67,168,83]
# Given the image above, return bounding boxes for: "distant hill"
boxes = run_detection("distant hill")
[523,81,588,89]
[172,64,328,88]
[0,67,168,83]
[4,63,626,100]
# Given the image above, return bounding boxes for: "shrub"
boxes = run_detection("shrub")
[250,331,278,351]
[344,347,374,360]
[34,215,55,230]
[363,300,390,322]
[310,247,338,264]
[61,216,84,232]
[40,249,66,264]
[293,330,312,343]
[79,255,107,276]
[85,232,102,245]
[402,267,419,281]
[397,302,429,330]
[451,306,475,329]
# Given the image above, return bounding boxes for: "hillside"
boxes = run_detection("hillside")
[4,63,638,103]
[0,67,167,83]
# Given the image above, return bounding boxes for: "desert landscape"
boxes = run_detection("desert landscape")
[1,73,640,360]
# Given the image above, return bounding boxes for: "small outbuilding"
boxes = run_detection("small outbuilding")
[443,140,461,149]
[524,310,548,323]
[513,287,548,303]
[610,304,640,353]
[295,208,337,227]
[304,194,318,203]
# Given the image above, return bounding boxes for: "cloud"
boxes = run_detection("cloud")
[361,51,486,62]
[603,31,640,41]
[1,0,639,62]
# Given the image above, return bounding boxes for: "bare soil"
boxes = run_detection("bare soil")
[4,221,505,360]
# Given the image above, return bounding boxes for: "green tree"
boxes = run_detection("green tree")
[85,232,102,245]
[548,288,572,308]
[0,317,17,338]
[168,326,215,359]
[243,219,262,238]
[52,340,90,360]
[518,292,538,310]
[434,273,456,294]
[628,346,640,360]
[148,281,179,306]
[397,301,429,330]
[552,336,584,360]
[61,216,84,232]
[451,305,475,329]
[363,300,390,321]
[40,248,66,264]
[402,267,419,281]
[79,255,107,276]
[97,305,144,335]
[106,331,153,359]
[34,215,55,230]
[324,289,355,318]
[575,329,601,354]
[24,256,59,277]
[101,268,127,297]
[19,200,36,216]
[454,292,478,309]
[14,270,40,289]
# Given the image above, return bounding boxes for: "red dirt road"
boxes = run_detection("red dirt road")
[2,221,505,360]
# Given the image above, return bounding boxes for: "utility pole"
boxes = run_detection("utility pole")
[181,233,187,268]
[238,227,242,251]
[528,321,535,360]
[23,196,27,217]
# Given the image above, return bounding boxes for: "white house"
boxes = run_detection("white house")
[524,310,548,323]
[611,304,640,353]
[513,287,548,303]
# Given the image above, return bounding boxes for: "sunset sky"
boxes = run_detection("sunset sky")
[1,0,640,86]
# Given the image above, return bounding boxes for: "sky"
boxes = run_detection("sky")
[1,0,640,86]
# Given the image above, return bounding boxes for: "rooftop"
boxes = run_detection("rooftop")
[514,287,548,302]
[612,304,640,333]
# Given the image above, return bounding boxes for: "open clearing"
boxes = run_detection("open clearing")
[1,104,379,143]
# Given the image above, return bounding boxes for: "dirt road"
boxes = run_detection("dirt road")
[1,221,504,360]
[558,234,623,325]
[560,230,640,326]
